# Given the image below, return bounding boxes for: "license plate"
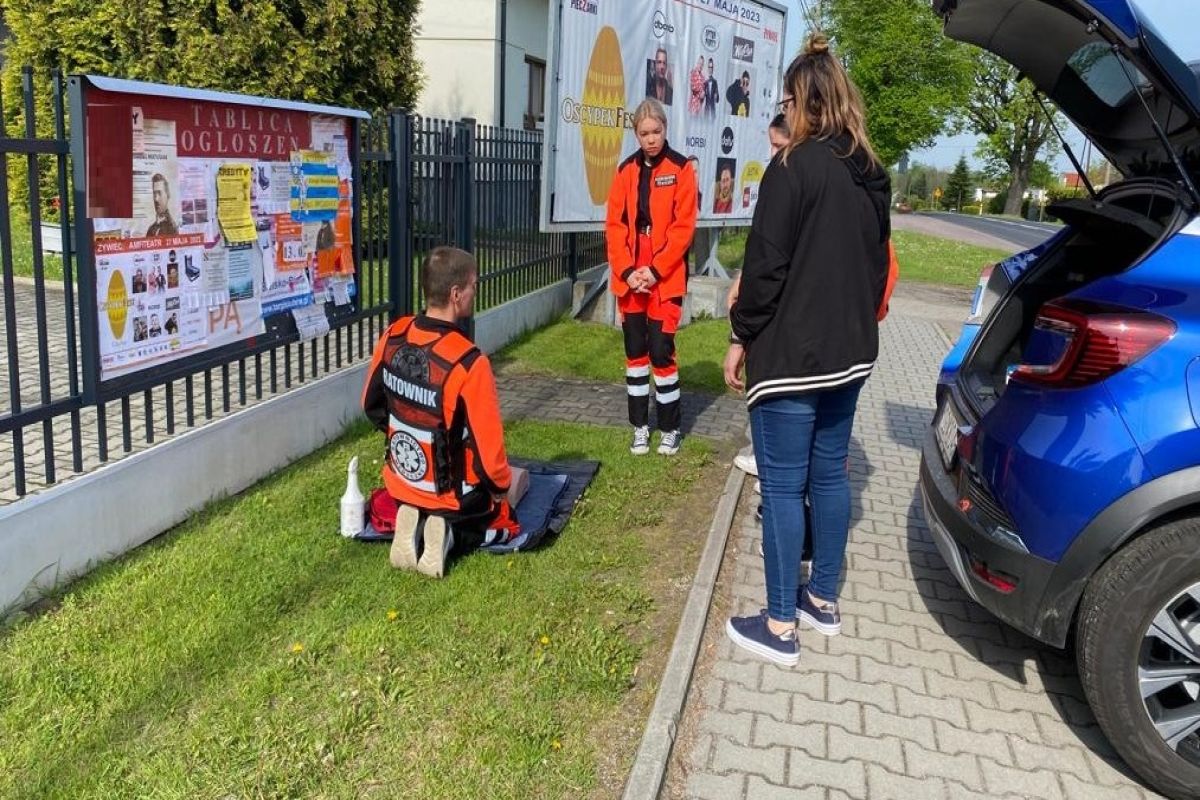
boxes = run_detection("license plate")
[934,400,959,471]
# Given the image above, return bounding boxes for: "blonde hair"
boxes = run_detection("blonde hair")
[780,33,878,166]
[632,97,668,131]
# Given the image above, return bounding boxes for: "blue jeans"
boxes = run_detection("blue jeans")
[751,380,864,623]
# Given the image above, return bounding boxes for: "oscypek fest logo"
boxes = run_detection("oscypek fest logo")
[559,26,636,205]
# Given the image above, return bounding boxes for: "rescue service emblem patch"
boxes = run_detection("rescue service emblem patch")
[389,430,428,482]
[654,175,676,187]
[391,345,430,381]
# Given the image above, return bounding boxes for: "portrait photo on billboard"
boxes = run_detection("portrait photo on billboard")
[726,68,751,117]
[686,54,708,116]
[712,157,737,214]
[702,56,720,117]
[645,46,674,106]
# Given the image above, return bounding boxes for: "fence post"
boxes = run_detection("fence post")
[388,109,414,320]
[457,117,476,254]
[567,232,579,281]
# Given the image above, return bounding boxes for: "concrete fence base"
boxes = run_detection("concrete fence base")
[0,365,367,616]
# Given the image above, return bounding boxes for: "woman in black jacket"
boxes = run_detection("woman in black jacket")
[724,33,891,666]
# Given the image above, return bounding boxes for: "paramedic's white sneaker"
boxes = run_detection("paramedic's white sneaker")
[389,504,421,570]
[658,429,682,456]
[630,425,651,455]
[734,451,758,476]
[417,515,454,578]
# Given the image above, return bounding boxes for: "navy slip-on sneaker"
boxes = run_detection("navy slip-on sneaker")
[725,611,800,666]
[798,589,841,636]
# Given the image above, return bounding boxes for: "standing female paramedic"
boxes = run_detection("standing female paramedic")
[605,97,698,457]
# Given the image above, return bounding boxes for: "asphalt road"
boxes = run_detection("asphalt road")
[917,211,1060,251]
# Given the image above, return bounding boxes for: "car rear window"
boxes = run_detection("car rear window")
[1067,42,1146,108]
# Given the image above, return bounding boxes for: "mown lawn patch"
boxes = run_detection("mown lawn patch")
[0,419,717,799]
[495,316,731,395]
[890,229,1012,287]
[717,227,1012,287]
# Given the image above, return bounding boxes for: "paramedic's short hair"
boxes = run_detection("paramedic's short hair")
[421,246,477,306]
[632,98,668,131]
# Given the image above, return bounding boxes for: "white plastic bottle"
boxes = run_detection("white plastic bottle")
[340,456,366,537]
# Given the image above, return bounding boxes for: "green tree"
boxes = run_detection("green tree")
[1,0,423,211]
[908,168,929,201]
[944,155,972,211]
[825,0,974,167]
[964,54,1061,216]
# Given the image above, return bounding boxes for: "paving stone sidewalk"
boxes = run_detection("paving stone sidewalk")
[496,370,747,442]
[665,308,1166,799]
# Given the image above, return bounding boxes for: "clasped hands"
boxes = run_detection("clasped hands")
[627,267,658,293]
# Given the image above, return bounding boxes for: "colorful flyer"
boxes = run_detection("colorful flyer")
[290,150,339,222]
[216,163,257,244]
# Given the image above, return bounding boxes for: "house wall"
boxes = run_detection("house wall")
[499,0,550,129]
[414,0,499,122]
[414,0,549,128]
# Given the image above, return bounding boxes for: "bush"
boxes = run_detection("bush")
[2,0,424,210]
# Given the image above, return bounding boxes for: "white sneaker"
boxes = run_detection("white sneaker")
[734,451,758,475]
[389,504,421,570]
[630,426,651,455]
[417,515,454,578]
[657,429,682,455]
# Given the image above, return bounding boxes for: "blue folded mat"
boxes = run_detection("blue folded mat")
[351,458,600,554]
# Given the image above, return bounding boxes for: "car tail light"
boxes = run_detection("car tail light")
[1011,298,1176,388]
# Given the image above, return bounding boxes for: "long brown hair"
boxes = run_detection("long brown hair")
[780,33,878,166]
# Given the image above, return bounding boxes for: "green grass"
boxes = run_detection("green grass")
[716,227,750,270]
[495,316,732,395]
[0,419,715,799]
[1,214,64,282]
[716,228,1012,288]
[891,230,1012,287]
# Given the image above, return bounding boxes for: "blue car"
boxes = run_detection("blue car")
[922,2,1200,796]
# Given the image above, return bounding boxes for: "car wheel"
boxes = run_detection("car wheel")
[1077,518,1200,800]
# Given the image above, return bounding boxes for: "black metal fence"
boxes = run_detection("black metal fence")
[0,69,604,503]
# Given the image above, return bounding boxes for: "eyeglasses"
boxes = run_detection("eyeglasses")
[776,96,795,111]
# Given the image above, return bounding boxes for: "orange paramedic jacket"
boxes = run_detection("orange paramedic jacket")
[362,315,511,513]
[605,144,698,301]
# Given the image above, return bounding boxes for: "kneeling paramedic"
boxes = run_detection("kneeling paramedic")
[362,246,518,578]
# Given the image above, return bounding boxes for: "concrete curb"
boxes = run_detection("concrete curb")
[621,464,745,800]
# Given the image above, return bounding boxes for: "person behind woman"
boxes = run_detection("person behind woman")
[723,33,891,665]
[605,98,698,456]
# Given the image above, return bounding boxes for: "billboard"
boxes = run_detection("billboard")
[541,0,787,231]
[74,75,368,390]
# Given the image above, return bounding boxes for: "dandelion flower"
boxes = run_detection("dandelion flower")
[290,642,304,654]
[539,635,550,646]
[551,739,562,751]
[387,610,399,621]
